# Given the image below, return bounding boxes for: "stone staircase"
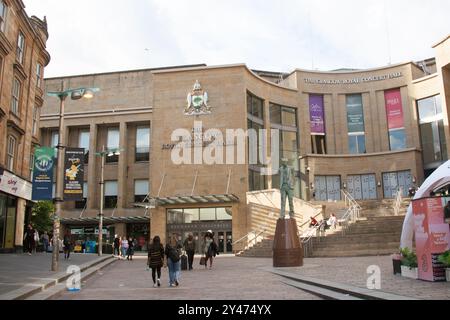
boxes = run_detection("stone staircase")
[237,197,411,258]
[310,215,405,257]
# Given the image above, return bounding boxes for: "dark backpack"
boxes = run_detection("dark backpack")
[168,247,180,262]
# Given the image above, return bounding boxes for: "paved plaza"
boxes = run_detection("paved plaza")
[0,253,448,300]
[55,255,321,300]
[53,255,450,300]
[0,252,103,296]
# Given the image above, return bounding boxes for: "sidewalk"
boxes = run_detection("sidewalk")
[0,252,110,298]
[269,255,450,300]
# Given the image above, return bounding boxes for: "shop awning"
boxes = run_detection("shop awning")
[133,194,239,207]
[60,216,149,225]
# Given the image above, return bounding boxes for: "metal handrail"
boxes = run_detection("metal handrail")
[232,228,266,249]
[299,210,323,229]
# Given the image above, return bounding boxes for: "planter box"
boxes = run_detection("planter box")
[401,266,418,279]
[446,268,450,282]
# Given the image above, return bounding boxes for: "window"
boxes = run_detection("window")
[32,106,39,136]
[389,129,407,151]
[134,180,149,203]
[106,128,119,163]
[270,103,297,127]
[51,131,59,147]
[11,78,20,116]
[136,126,150,162]
[311,135,327,154]
[79,130,89,164]
[200,208,216,221]
[348,134,366,154]
[75,182,88,209]
[16,32,25,64]
[104,181,118,209]
[346,94,366,154]
[0,1,7,32]
[36,63,42,88]
[417,95,447,169]
[247,92,264,119]
[7,136,16,171]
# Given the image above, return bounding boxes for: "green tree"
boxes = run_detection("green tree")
[31,201,54,234]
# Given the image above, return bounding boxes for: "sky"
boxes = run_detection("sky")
[25,0,450,78]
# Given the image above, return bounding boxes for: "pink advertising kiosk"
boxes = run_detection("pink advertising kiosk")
[411,196,450,281]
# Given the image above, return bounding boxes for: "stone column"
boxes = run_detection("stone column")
[14,198,26,251]
[117,122,128,209]
[87,123,98,210]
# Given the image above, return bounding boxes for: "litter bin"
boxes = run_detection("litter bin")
[393,258,402,275]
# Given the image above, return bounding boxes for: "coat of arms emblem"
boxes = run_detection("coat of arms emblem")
[185,80,211,116]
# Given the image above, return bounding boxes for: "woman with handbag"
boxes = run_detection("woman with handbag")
[204,230,218,270]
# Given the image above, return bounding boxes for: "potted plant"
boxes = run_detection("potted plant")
[437,251,450,282]
[400,248,418,279]
[391,252,402,275]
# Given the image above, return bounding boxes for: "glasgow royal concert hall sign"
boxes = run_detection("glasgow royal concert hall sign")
[304,71,403,85]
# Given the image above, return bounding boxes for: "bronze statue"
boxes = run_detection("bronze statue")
[280,158,295,218]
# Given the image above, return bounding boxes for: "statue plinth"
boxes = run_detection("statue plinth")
[273,218,303,267]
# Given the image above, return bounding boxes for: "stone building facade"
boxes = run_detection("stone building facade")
[39,36,449,252]
[0,0,50,252]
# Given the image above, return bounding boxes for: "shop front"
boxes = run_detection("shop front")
[0,168,32,253]
[166,207,233,254]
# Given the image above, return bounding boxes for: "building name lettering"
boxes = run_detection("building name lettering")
[304,72,403,85]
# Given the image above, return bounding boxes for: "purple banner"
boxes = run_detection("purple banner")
[309,94,325,135]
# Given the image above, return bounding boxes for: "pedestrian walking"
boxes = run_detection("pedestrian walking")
[183,233,196,270]
[121,236,128,259]
[23,224,35,255]
[127,237,134,261]
[165,235,182,287]
[41,231,50,253]
[147,236,164,287]
[113,234,120,256]
[63,231,72,260]
[204,230,218,270]
[33,229,39,253]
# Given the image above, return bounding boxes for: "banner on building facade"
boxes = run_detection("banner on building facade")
[346,95,365,133]
[63,147,84,201]
[309,94,325,135]
[31,147,55,201]
[385,89,404,130]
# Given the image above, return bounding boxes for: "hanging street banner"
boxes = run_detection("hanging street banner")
[346,95,365,133]
[309,94,325,135]
[385,89,404,130]
[63,147,84,201]
[31,147,55,200]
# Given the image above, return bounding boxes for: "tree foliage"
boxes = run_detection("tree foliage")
[31,201,54,234]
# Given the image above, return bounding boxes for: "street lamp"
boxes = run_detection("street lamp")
[47,83,99,272]
[95,146,122,256]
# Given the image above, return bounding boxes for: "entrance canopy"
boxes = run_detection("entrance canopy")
[134,194,239,207]
[61,216,149,225]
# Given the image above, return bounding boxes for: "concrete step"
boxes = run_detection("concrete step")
[312,241,400,250]
[315,236,401,244]
[311,248,400,257]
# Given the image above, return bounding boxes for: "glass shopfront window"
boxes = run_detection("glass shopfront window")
[417,95,447,172]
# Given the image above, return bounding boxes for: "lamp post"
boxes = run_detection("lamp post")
[95,146,121,256]
[47,83,99,271]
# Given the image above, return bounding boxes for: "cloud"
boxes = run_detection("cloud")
[24,0,450,77]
